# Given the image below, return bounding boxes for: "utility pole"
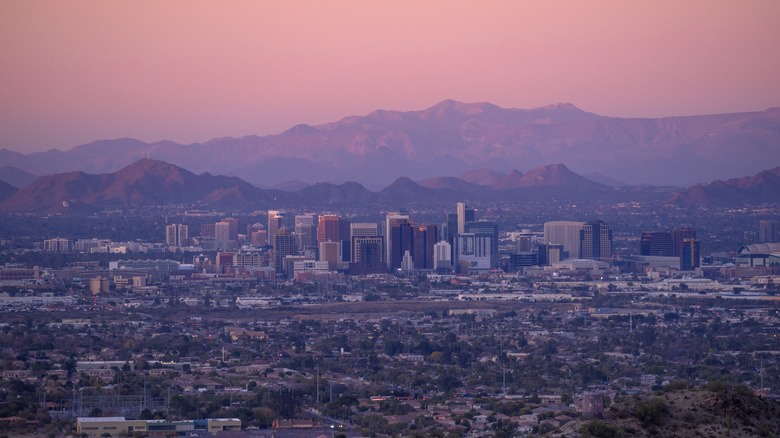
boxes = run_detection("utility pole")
[143,374,148,410]
[501,335,506,395]
[502,362,506,396]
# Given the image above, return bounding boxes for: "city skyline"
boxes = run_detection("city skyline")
[2,1,780,153]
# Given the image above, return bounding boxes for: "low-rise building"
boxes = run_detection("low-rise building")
[77,417,241,438]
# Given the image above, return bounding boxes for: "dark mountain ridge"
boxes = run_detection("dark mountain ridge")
[0,159,776,213]
[0,158,271,213]
[670,167,780,205]
[0,166,38,189]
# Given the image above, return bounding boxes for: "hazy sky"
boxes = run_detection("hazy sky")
[2,1,779,153]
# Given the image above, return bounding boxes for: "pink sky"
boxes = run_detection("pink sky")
[2,0,779,153]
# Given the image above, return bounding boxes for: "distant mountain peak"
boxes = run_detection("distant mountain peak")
[387,176,418,187]
[282,123,318,136]
[544,102,582,111]
[490,163,604,190]
[422,99,500,117]
[457,168,507,186]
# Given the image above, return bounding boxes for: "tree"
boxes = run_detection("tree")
[633,397,668,426]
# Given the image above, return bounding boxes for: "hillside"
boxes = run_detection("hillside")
[552,385,780,438]
[669,167,780,205]
[0,158,272,213]
[0,180,18,202]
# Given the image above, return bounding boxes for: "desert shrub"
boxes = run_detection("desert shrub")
[580,420,625,438]
[633,397,668,426]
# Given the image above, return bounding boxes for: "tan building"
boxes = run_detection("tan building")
[77,417,241,438]
[89,276,109,294]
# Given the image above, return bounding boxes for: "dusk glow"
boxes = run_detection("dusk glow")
[2,0,779,152]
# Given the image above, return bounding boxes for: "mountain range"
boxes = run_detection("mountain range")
[1,100,778,188]
[1,159,777,214]
[670,167,780,205]
[0,158,273,213]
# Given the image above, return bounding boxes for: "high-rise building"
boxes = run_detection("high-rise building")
[273,227,297,274]
[433,240,452,274]
[351,223,380,261]
[454,233,493,273]
[268,210,286,249]
[413,224,438,270]
[339,218,351,262]
[759,220,780,243]
[640,231,674,256]
[515,230,534,253]
[295,214,317,226]
[465,221,499,269]
[401,250,414,272]
[510,252,537,269]
[456,202,475,235]
[680,238,700,271]
[178,224,189,246]
[386,213,411,269]
[319,241,342,271]
[251,229,268,247]
[580,220,612,263]
[247,223,266,246]
[44,237,72,253]
[317,215,342,245]
[544,221,584,259]
[317,215,351,262]
[389,222,415,270]
[445,213,459,247]
[235,252,261,269]
[166,224,177,246]
[672,227,696,257]
[216,251,237,274]
[166,224,188,247]
[351,222,379,238]
[538,244,564,266]
[294,214,317,250]
[222,218,239,242]
[200,223,215,238]
[351,236,384,273]
[215,221,232,250]
[295,223,317,250]
[247,222,263,236]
